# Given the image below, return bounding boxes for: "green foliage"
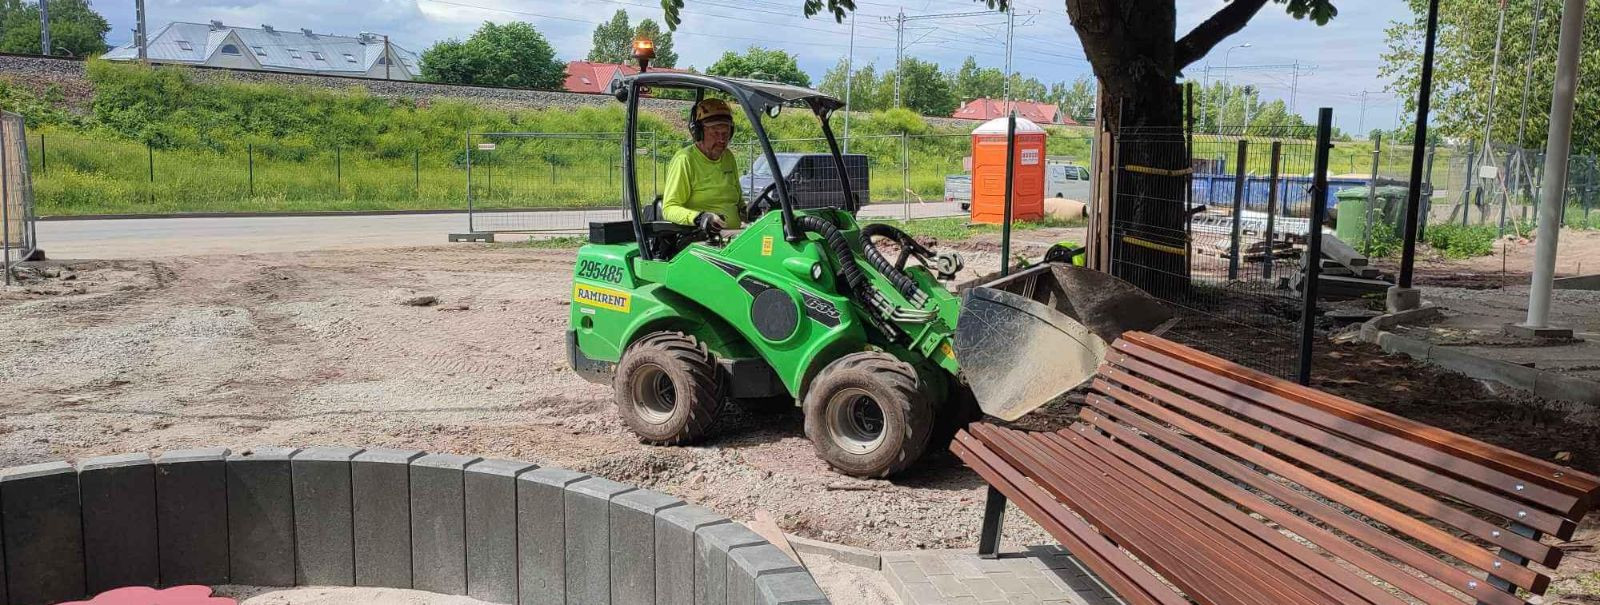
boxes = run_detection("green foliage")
[587,10,679,68]
[819,59,888,111]
[1185,80,1313,131]
[0,78,75,125]
[0,0,107,56]
[419,22,564,89]
[884,58,956,116]
[707,46,810,87]
[1383,0,1600,155]
[1424,223,1498,259]
[1363,219,1403,258]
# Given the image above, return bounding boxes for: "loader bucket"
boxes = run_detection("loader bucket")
[954,264,1171,420]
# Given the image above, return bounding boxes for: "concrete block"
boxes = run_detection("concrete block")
[78,453,158,594]
[726,544,804,605]
[464,459,536,604]
[1385,286,1421,313]
[156,448,230,585]
[1374,331,1433,361]
[694,522,766,605]
[1429,345,1540,392]
[226,447,299,586]
[564,477,636,605]
[609,489,684,605]
[352,448,424,588]
[1505,323,1576,339]
[411,453,481,595]
[756,570,830,605]
[655,504,730,605]
[293,446,362,586]
[1,462,85,605]
[516,468,588,605]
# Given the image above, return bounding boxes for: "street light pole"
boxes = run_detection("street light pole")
[1518,0,1586,336]
[1222,43,1251,124]
[844,15,855,153]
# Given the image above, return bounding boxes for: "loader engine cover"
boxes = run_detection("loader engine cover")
[955,264,1171,420]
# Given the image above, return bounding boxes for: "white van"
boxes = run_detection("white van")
[1046,161,1092,200]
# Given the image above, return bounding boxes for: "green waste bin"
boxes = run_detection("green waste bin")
[1333,187,1370,244]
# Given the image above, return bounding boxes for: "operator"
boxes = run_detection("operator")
[662,98,743,233]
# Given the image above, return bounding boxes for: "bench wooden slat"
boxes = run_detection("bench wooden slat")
[1088,385,1551,594]
[1105,347,1579,541]
[1095,367,1561,568]
[1032,429,1386,605]
[1082,398,1534,605]
[1075,408,1473,605]
[976,424,1322,605]
[1060,424,1412,605]
[951,431,1189,605]
[1123,332,1600,510]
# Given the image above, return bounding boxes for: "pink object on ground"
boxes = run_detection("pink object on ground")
[57,585,237,605]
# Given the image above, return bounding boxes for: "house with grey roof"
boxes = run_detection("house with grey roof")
[103,21,421,80]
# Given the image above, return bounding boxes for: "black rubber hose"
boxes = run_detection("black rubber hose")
[859,223,928,303]
[795,215,867,292]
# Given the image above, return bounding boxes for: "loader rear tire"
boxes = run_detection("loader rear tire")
[614,332,725,445]
[804,352,933,478]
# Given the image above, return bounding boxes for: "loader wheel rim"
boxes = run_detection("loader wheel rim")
[632,364,677,425]
[828,388,886,454]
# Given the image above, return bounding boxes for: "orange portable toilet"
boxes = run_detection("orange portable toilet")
[969,116,1046,224]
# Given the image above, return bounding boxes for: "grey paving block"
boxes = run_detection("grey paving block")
[464,458,536,604]
[293,446,362,586]
[755,570,830,605]
[564,477,636,605]
[156,448,230,585]
[352,448,424,588]
[411,453,481,595]
[693,522,766,605]
[516,468,588,605]
[78,453,158,594]
[655,504,730,605]
[609,489,684,605]
[226,447,299,586]
[726,543,804,605]
[1,462,85,605]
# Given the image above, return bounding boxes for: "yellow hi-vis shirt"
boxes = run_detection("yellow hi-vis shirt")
[661,144,743,229]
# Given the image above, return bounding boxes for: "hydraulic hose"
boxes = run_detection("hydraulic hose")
[795,215,867,293]
[859,223,930,304]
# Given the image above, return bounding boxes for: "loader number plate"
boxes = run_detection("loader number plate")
[576,260,625,284]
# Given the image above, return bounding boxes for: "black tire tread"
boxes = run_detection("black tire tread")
[614,331,725,445]
[803,351,933,477]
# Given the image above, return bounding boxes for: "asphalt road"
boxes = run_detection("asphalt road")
[35,202,964,259]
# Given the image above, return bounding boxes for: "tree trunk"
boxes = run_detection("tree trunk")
[1067,0,1191,294]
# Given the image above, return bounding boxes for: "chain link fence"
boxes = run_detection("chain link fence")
[3,111,40,285]
[1112,124,1326,381]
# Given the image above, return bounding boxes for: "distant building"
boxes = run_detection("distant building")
[103,21,421,80]
[564,61,690,94]
[952,98,1078,126]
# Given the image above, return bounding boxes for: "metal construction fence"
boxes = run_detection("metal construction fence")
[1110,123,1330,382]
[3,111,39,285]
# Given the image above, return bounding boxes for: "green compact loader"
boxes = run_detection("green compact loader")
[568,73,1169,477]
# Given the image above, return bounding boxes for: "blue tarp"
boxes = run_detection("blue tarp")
[1190,173,1370,215]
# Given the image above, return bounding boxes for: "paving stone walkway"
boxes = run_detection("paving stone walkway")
[881,546,1121,605]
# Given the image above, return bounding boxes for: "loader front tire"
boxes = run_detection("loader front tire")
[804,352,933,478]
[614,332,725,445]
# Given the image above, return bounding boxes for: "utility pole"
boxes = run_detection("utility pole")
[1200,64,1211,128]
[1518,0,1585,337]
[882,8,1031,111]
[1002,6,1015,113]
[39,0,50,56]
[1290,61,1300,113]
[384,35,391,80]
[890,9,905,108]
[1357,90,1370,136]
[135,0,148,63]
[844,15,855,153]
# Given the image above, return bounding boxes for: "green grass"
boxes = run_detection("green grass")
[497,235,587,249]
[1423,223,1498,259]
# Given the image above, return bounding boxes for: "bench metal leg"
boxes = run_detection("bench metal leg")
[1479,522,1538,604]
[978,486,1006,559]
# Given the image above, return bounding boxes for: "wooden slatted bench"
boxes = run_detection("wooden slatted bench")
[952,331,1600,605]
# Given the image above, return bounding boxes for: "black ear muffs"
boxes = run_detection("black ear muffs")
[689,113,704,142]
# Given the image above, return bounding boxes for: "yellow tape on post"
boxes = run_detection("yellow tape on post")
[1123,236,1188,256]
[1123,165,1195,177]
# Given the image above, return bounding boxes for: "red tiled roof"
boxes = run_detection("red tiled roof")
[563,61,690,94]
[952,98,1078,126]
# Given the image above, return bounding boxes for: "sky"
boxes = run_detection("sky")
[96,0,1418,132]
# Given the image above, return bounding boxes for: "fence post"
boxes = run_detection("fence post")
[1460,144,1477,226]
[336,146,342,197]
[1264,141,1282,280]
[148,142,154,205]
[901,133,911,222]
[37,132,43,174]
[1300,108,1334,386]
[248,144,255,197]
[3,119,11,286]
[1421,144,1436,240]
[1363,134,1381,255]
[465,133,474,233]
[1228,139,1248,280]
[414,148,420,197]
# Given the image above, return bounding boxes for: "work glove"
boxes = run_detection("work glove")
[695,212,726,233]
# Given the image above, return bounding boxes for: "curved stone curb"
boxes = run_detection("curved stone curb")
[0,447,829,605]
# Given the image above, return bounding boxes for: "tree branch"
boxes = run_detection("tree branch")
[1173,0,1271,68]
